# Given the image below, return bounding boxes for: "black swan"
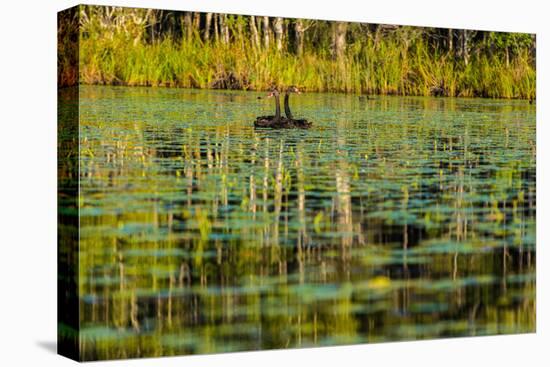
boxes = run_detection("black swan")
[284,86,312,128]
[254,87,312,129]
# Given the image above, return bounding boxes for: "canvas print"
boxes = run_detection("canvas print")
[58,5,536,361]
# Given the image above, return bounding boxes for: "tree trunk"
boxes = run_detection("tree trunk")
[213,14,219,42]
[262,16,270,49]
[461,30,467,64]
[193,12,200,29]
[183,12,192,41]
[219,14,229,44]
[224,16,230,44]
[274,17,283,51]
[219,14,226,43]
[448,28,453,55]
[459,29,475,65]
[333,22,348,60]
[204,13,212,41]
[295,19,305,56]
[250,15,260,49]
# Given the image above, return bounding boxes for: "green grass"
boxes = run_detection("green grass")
[79,33,536,99]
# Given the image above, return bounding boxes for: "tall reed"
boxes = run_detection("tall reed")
[79,29,535,99]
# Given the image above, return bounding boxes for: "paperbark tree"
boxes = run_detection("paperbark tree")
[183,12,192,40]
[262,16,270,49]
[213,14,219,42]
[250,15,260,49]
[295,19,305,56]
[333,22,348,60]
[204,13,212,41]
[274,17,284,51]
[219,14,229,44]
[448,28,453,54]
[458,29,475,65]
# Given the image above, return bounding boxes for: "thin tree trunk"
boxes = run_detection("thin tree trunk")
[274,17,283,51]
[219,14,229,44]
[193,12,200,29]
[448,28,453,55]
[332,22,348,60]
[461,30,467,64]
[295,19,305,56]
[183,12,192,41]
[460,29,474,65]
[224,15,230,44]
[150,11,158,43]
[262,16,270,49]
[250,15,260,49]
[204,13,212,41]
[213,14,219,42]
[219,14,225,43]
[191,12,200,41]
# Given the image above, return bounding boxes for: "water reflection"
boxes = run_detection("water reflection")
[76,86,535,360]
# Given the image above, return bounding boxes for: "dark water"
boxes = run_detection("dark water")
[74,86,535,360]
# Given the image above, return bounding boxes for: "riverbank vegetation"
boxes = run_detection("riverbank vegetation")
[75,6,535,99]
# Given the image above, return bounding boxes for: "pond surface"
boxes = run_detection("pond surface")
[75,86,535,360]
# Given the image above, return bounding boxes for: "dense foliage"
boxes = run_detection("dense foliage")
[76,6,536,98]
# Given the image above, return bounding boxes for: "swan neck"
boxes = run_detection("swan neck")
[275,93,281,120]
[284,93,293,120]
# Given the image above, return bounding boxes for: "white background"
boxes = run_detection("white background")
[0,0,547,365]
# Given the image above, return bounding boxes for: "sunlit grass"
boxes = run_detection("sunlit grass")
[79,34,535,99]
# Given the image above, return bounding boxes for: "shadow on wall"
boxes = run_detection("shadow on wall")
[36,341,57,354]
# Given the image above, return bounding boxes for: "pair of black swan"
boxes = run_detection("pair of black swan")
[255,86,312,129]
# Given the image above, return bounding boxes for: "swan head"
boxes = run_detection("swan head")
[267,86,280,98]
[287,85,301,94]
